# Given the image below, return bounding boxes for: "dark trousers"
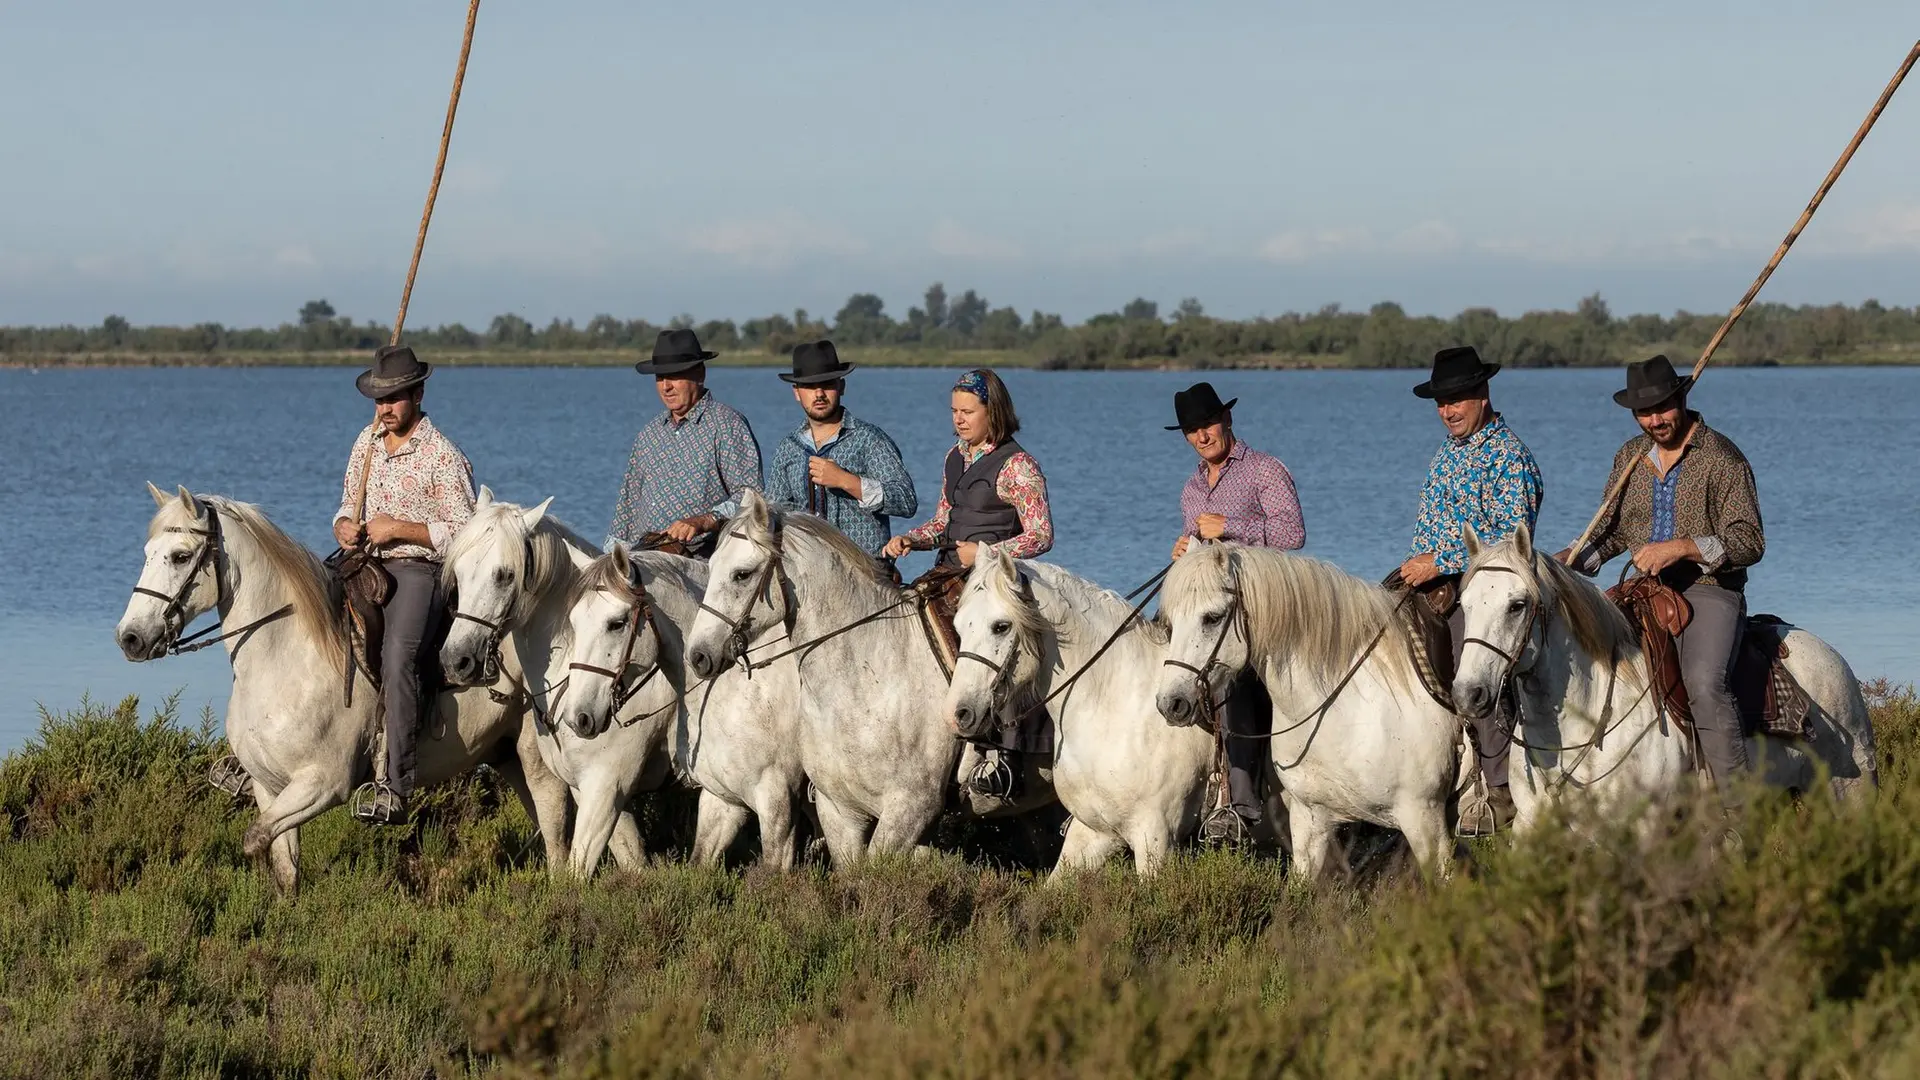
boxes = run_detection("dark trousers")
[382,559,444,796]
[1224,672,1273,820]
[1678,582,1748,807]
[1449,605,1511,787]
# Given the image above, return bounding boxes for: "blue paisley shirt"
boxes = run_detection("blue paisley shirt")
[1406,413,1543,574]
[766,410,918,556]
[607,392,762,548]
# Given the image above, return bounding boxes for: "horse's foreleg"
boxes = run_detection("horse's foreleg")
[496,737,573,874]
[247,780,301,894]
[244,770,346,862]
[1127,820,1177,879]
[752,784,799,871]
[1285,800,1334,884]
[692,790,752,867]
[607,810,645,870]
[1395,800,1455,882]
[1049,817,1122,881]
[810,789,871,869]
[867,796,938,858]
[567,778,625,879]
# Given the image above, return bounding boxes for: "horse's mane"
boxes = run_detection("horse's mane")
[775,511,890,588]
[442,502,597,622]
[1164,544,1410,693]
[156,496,345,669]
[1524,547,1638,663]
[1006,559,1168,652]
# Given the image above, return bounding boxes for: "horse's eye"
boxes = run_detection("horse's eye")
[495,568,514,585]
[1200,611,1225,628]
[1507,597,1528,614]
[991,620,1012,636]
[607,618,627,633]
[731,567,756,584]
[170,550,192,565]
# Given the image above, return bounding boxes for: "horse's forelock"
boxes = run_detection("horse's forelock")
[1160,544,1234,621]
[973,557,1052,655]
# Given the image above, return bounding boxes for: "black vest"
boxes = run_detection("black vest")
[943,439,1025,544]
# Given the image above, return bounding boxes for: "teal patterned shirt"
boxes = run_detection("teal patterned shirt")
[1406,413,1543,575]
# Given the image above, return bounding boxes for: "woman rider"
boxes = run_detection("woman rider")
[883,368,1053,799]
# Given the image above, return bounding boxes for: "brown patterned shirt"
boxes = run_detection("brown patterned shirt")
[1571,414,1764,591]
[332,415,477,562]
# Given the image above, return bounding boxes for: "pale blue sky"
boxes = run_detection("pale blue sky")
[2,2,1916,327]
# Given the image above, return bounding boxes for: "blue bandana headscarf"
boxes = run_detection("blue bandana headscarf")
[954,371,990,404]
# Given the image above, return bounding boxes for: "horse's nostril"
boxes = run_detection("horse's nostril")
[119,631,142,654]
[955,705,974,729]
[452,654,472,673]
[689,649,714,677]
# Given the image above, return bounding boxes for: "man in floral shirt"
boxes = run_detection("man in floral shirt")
[331,345,477,824]
[1399,345,1542,836]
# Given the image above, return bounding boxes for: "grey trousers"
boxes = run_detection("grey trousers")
[381,559,444,797]
[1449,605,1512,787]
[1678,582,1749,807]
[1224,672,1273,820]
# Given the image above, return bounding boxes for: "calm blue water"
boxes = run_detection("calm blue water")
[2,364,1914,751]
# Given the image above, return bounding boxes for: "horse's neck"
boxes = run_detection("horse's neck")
[1527,613,1648,748]
[1040,588,1157,703]
[788,548,913,659]
[218,519,327,679]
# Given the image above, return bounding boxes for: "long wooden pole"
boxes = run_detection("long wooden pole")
[390,0,483,345]
[1568,39,1920,560]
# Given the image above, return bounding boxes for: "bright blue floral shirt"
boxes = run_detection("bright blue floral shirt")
[1406,413,1544,575]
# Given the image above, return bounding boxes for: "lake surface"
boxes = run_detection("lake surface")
[2,364,1914,752]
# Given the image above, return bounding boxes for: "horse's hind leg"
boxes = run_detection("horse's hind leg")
[692,790,752,867]
[245,770,347,861]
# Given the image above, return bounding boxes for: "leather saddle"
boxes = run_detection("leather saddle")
[1380,569,1458,713]
[325,546,392,705]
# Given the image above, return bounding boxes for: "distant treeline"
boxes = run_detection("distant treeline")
[6,289,1919,368]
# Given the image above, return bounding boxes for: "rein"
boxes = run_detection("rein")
[566,571,665,716]
[133,502,294,657]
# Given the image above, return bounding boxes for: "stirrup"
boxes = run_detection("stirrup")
[966,751,1017,800]
[1199,805,1252,850]
[207,755,253,802]
[349,782,407,826]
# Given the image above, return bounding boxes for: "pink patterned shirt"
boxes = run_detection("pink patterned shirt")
[1180,440,1306,550]
[901,439,1053,560]
[332,415,477,561]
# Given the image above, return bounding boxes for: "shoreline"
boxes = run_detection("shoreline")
[5,348,1918,371]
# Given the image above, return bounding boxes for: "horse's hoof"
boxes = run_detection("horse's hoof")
[242,823,272,858]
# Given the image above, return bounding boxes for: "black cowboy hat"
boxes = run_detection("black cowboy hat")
[779,339,857,385]
[1413,345,1501,400]
[1613,354,1695,410]
[634,328,718,375]
[1166,381,1238,431]
[356,344,432,399]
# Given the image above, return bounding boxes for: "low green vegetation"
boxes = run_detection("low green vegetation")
[2,683,1919,1077]
[9,290,1920,370]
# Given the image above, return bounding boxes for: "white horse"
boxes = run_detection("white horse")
[553,544,808,870]
[1154,543,1465,881]
[115,485,569,892]
[1451,522,1877,831]
[945,550,1214,878]
[684,489,960,866]
[438,490,667,876]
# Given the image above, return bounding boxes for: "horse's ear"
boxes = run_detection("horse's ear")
[1462,522,1483,562]
[520,496,553,530]
[1513,520,1533,561]
[610,542,632,580]
[174,485,197,515]
[992,544,1017,579]
[740,487,769,526]
[147,481,170,508]
[475,485,494,510]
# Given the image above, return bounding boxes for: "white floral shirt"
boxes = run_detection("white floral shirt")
[332,415,477,561]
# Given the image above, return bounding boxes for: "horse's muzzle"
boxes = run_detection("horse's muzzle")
[950,699,997,740]
[1157,687,1199,727]
[1454,681,1496,721]
[688,644,723,681]
[117,627,153,662]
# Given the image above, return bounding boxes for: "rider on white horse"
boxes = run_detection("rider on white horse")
[1396,346,1544,837]
[331,345,477,825]
[1165,381,1307,847]
[1560,355,1766,810]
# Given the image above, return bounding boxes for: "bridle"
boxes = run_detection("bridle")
[447,532,538,685]
[131,500,291,656]
[565,565,664,717]
[1160,573,1249,727]
[953,573,1034,718]
[1455,561,1543,691]
[696,518,795,676]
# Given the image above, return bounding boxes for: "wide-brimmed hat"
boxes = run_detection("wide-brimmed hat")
[356,344,432,399]
[1613,354,1695,410]
[779,340,856,385]
[1166,381,1238,431]
[1413,345,1501,400]
[634,328,718,375]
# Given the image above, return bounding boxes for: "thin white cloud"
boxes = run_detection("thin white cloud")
[272,245,319,270]
[1803,202,1920,255]
[680,215,867,270]
[1257,223,1460,263]
[929,220,1023,260]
